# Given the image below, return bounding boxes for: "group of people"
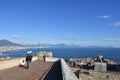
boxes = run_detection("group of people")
[19,51,33,69]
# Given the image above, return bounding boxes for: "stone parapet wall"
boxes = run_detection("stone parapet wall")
[60,58,78,80]
[45,57,60,62]
[0,56,37,70]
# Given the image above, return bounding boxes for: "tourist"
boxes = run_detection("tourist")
[19,60,26,68]
[43,55,46,61]
[25,54,31,69]
[29,53,33,62]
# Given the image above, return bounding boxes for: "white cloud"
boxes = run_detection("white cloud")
[11,35,21,39]
[109,22,120,26]
[113,22,120,26]
[103,38,120,42]
[99,15,111,19]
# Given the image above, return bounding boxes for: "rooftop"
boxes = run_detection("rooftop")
[0,61,62,80]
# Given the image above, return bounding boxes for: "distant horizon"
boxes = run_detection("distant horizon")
[0,39,119,48]
[0,0,120,47]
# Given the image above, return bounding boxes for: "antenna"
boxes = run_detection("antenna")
[38,41,40,48]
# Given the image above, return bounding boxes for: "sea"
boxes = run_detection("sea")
[2,48,120,63]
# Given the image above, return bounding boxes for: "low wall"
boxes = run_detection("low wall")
[60,58,78,80]
[45,57,60,62]
[0,56,37,71]
[44,57,78,80]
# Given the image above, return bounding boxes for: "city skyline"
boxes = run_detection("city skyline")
[0,0,120,47]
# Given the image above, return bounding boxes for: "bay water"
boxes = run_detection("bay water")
[3,48,120,63]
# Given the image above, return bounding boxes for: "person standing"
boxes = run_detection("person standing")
[25,54,31,69]
[43,55,46,61]
[29,53,33,62]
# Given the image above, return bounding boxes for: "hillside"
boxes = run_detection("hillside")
[0,39,22,46]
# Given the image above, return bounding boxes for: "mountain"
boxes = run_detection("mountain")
[33,43,81,48]
[49,43,69,48]
[0,39,22,46]
[29,43,115,48]
[87,46,115,48]
[50,43,82,48]
[28,43,81,48]
[42,44,115,48]
[3,39,113,48]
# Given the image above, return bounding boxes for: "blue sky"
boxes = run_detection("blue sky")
[0,0,120,47]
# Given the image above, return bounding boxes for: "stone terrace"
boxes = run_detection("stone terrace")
[0,61,63,80]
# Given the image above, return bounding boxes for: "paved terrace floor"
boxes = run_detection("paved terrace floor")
[0,61,62,80]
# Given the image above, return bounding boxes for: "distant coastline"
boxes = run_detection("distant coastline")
[0,46,35,53]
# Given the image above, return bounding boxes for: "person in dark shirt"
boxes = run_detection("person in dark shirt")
[26,54,31,69]
[29,53,33,62]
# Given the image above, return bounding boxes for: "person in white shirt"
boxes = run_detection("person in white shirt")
[19,60,26,68]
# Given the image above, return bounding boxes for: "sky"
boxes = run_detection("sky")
[0,0,120,47]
